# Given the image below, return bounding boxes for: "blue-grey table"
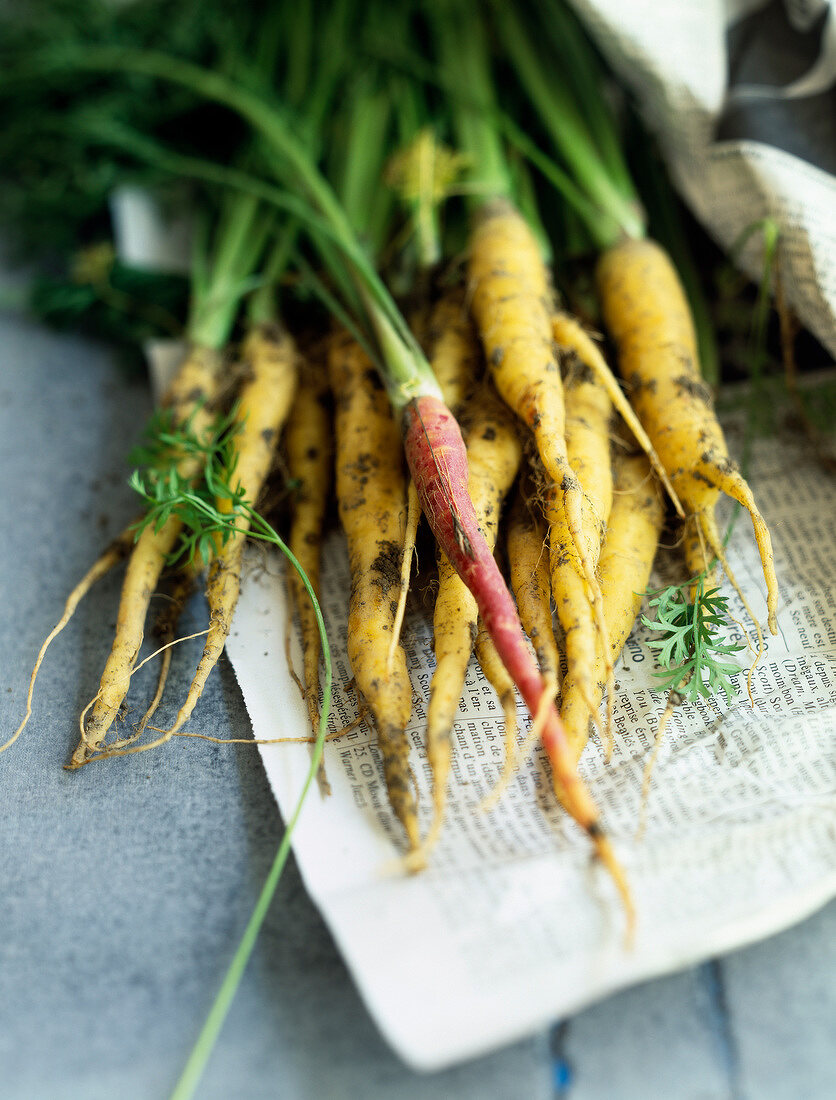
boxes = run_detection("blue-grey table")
[2,294,834,1099]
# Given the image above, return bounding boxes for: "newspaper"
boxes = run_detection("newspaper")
[223,410,836,1071]
[571,0,836,359]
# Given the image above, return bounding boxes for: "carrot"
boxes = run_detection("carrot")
[474,621,518,779]
[285,355,332,748]
[561,341,614,536]
[544,475,602,723]
[62,41,622,898]
[68,189,272,766]
[328,330,420,853]
[70,345,223,767]
[561,444,664,764]
[106,561,200,753]
[596,238,779,633]
[403,392,631,911]
[164,322,298,739]
[467,198,612,726]
[506,477,561,690]
[552,312,684,518]
[547,325,617,749]
[424,380,522,848]
[436,5,608,650]
[425,286,480,416]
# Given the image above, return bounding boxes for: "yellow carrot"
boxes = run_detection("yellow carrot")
[474,620,518,777]
[107,562,201,753]
[597,238,778,632]
[426,286,480,416]
[506,477,561,689]
[467,198,611,728]
[561,445,665,763]
[552,311,682,515]
[547,321,616,746]
[71,345,222,766]
[328,330,419,852]
[165,323,298,739]
[285,354,332,743]
[561,339,614,539]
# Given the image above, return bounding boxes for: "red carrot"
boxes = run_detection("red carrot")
[402,393,629,913]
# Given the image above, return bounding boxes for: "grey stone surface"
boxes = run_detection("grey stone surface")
[724,901,836,1100]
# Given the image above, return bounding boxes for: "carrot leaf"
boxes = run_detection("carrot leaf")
[641,576,745,703]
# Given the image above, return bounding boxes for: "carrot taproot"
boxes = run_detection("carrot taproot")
[425,286,480,416]
[547,325,616,749]
[328,330,420,853]
[473,620,518,779]
[551,312,682,515]
[285,355,332,746]
[561,342,614,537]
[402,392,631,914]
[560,444,665,765]
[544,476,602,725]
[70,345,223,767]
[424,380,522,849]
[506,477,561,690]
[596,238,778,634]
[164,323,298,740]
[106,561,200,753]
[467,198,612,729]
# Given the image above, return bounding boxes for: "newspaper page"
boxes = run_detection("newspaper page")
[224,408,836,1071]
[571,0,836,359]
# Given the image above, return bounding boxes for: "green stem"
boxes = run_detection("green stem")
[293,253,378,365]
[297,0,352,147]
[247,228,296,326]
[169,516,332,1100]
[362,289,442,409]
[499,115,612,250]
[282,3,312,108]
[103,48,438,402]
[60,45,357,248]
[89,120,344,248]
[509,150,552,264]
[392,78,442,270]
[43,46,443,438]
[493,1,645,244]
[539,0,635,201]
[188,191,269,350]
[432,0,514,207]
[337,75,393,253]
[91,46,416,369]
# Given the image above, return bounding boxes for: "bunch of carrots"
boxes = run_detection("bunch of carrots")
[3,0,783,930]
